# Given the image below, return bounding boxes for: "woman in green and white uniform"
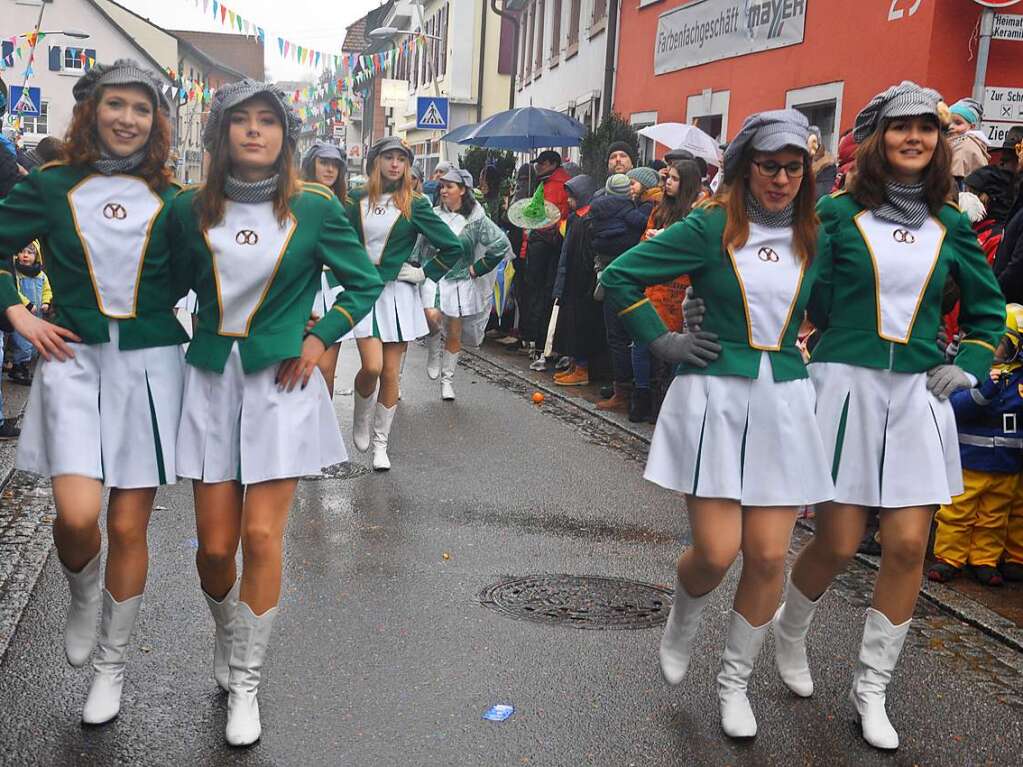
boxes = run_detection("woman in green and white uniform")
[773,83,1005,751]
[601,110,833,740]
[0,60,186,726]
[418,166,512,400]
[169,81,382,747]
[344,136,463,470]
[302,140,352,396]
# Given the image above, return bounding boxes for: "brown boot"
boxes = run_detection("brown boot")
[597,383,631,412]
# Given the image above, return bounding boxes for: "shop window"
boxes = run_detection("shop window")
[535,0,546,74]
[630,111,658,164]
[793,102,836,153]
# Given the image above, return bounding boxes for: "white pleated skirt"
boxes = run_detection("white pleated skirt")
[16,321,184,488]
[350,280,428,343]
[421,275,493,318]
[645,354,834,507]
[809,362,962,508]
[311,272,345,321]
[176,345,346,485]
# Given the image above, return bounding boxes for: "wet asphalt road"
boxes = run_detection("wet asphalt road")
[0,345,1022,766]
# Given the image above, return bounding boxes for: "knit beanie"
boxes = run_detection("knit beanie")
[627,167,660,191]
[951,98,983,127]
[605,173,631,197]
[606,140,636,164]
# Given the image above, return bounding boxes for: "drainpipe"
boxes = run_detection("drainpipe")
[490,0,518,110]
[972,8,995,103]
[477,0,488,122]
[601,0,620,120]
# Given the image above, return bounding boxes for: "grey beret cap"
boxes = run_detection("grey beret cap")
[202,80,301,151]
[73,59,169,113]
[437,167,474,188]
[853,81,942,143]
[367,135,415,167]
[305,140,345,164]
[411,163,425,181]
[723,109,811,184]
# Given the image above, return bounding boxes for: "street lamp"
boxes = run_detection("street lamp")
[367,27,442,41]
[19,29,90,39]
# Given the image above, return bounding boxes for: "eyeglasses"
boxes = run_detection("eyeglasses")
[752,160,805,179]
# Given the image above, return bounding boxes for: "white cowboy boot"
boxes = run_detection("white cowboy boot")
[425,332,444,380]
[371,403,397,472]
[61,551,102,666]
[352,388,376,453]
[225,601,278,747]
[717,611,768,739]
[772,579,820,697]
[658,582,710,686]
[849,608,910,750]
[440,350,459,401]
[203,580,239,692]
[81,590,143,725]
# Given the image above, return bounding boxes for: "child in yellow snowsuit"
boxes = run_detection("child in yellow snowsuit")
[929,305,1023,587]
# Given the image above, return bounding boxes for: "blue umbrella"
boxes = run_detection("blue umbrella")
[440,122,479,143]
[457,107,586,151]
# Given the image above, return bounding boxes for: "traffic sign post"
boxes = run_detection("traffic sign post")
[416,96,449,131]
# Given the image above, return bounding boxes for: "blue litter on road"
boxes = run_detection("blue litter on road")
[482,704,514,722]
[186,538,198,549]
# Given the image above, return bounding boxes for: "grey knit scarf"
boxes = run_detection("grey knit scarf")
[93,149,146,175]
[874,181,929,229]
[225,174,279,204]
[745,195,794,228]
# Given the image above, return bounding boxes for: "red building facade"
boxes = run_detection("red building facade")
[614,0,1023,156]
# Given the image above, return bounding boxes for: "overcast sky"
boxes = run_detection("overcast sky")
[116,0,383,82]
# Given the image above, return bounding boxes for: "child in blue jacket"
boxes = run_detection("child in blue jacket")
[930,304,1023,586]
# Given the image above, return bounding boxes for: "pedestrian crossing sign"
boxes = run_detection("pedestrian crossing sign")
[9,86,41,116]
[416,96,449,130]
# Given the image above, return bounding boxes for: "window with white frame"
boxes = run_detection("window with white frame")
[785,82,845,154]
[686,89,730,144]
[20,101,48,134]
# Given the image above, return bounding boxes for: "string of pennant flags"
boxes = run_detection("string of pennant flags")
[4,0,433,137]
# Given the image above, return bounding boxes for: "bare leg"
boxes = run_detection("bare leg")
[872,506,935,623]
[444,316,463,354]
[51,475,103,572]
[677,496,743,597]
[315,343,342,398]
[103,488,156,600]
[194,480,244,600]
[378,342,408,408]
[789,501,870,600]
[354,337,383,398]
[238,479,298,615]
[733,506,799,625]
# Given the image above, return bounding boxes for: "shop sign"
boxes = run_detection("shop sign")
[993,13,1023,40]
[655,0,808,75]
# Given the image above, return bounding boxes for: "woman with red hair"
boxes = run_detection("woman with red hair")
[0,60,186,725]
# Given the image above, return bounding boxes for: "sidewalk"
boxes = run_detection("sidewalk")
[468,338,1023,650]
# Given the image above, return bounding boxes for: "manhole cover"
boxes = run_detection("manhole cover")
[302,462,372,481]
[478,574,672,630]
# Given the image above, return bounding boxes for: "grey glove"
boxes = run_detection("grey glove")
[649,330,721,367]
[397,263,426,285]
[926,364,972,400]
[682,286,706,332]
[593,272,605,302]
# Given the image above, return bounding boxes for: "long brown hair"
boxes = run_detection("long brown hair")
[708,151,818,264]
[61,86,172,191]
[302,156,347,204]
[195,105,298,232]
[652,159,702,229]
[848,117,954,215]
[365,158,415,220]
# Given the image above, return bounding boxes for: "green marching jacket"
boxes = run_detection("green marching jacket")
[600,204,831,383]
[413,202,512,281]
[342,189,465,283]
[0,162,188,349]
[808,192,1004,380]
[168,182,383,374]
